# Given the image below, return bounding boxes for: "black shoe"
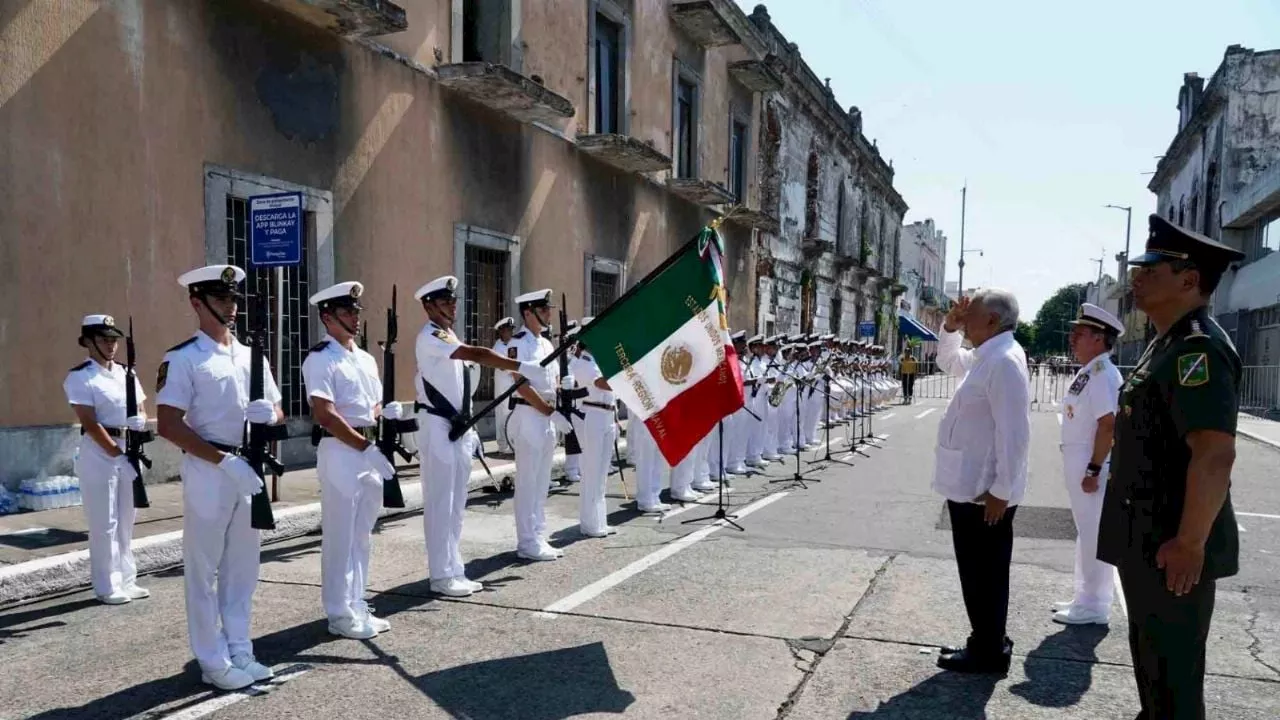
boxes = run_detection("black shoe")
[939,637,1013,657]
[936,647,1011,674]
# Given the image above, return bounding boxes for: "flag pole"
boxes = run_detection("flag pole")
[448,227,713,441]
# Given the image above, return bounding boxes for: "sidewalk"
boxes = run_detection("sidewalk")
[1236,412,1280,450]
[0,437,628,606]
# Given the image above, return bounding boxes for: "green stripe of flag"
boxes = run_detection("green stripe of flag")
[578,243,717,379]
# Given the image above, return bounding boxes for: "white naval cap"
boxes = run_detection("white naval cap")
[79,314,124,338]
[730,330,747,342]
[1070,303,1125,337]
[414,275,458,302]
[309,281,364,310]
[820,334,835,341]
[515,288,553,310]
[809,341,823,348]
[747,334,764,344]
[177,265,246,295]
[494,316,515,331]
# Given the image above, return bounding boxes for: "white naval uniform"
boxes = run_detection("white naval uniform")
[1060,353,1123,615]
[777,362,799,453]
[569,351,616,534]
[506,327,558,553]
[302,335,384,624]
[63,359,146,598]
[492,337,513,453]
[415,322,482,581]
[745,354,768,464]
[629,418,664,510]
[156,332,281,675]
[801,359,821,446]
[762,357,782,460]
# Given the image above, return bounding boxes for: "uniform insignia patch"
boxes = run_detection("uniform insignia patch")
[1068,373,1090,395]
[1186,319,1209,340]
[432,329,458,344]
[507,347,519,359]
[1066,405,1074,420]
[1092,360,1104,372]
[156,361,169,392]
[1124,405,1132,417]
[1177,353,1209,387]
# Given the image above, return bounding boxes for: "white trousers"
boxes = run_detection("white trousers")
[727,409,749,470]
[417,416,477,581]
[76,438,137,596]
[318,439,383,622]
[495,400,512,453]
[510,405,555,552]
[763,396,780,458]
[181,454,260,674]
[777,389,797,452]
[694,430,711,484]
[564,440,582,479]
[1062,445,1115,614]
[745,390,767,463]
[629,420,664,508]
[573,408,616,533]
[802,386,822,445]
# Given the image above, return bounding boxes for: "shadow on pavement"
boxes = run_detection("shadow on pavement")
[848,671,1001,718]
[1009,624,1110,707]
[0,597,99,644]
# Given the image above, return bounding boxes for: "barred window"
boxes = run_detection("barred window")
[590,269,619,316]
[464,245,509,399]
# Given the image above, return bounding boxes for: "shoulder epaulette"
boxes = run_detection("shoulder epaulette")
[1184,318,1210,341]
[69,360,91,373]
[513,330,527,339]
[166,337,198,353]
[308,340,330,354]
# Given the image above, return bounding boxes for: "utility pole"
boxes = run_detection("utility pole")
[1089,248,1105,303]
[1105,204,1133,364]
[958,185,967,295]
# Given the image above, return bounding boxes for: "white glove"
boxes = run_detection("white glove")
[549,412,573,435]
[560,375,576,391]
[382,401,403,421]
[517,361,551,391]
[363,443,396,481]
[125,415,147,432]
[113,454,138,483]
[219,454,263,496]
[246,399,277,425]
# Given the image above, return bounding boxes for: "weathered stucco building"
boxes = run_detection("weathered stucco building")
[0,0,786,486]
[744,6,907,345]
[899,218,947,356]
[1148,45,1280,379]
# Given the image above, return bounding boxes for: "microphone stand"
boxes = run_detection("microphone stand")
[683,419,744,530]
[812,371,859,465]
[861,366,885,447]
[771,366,822,488]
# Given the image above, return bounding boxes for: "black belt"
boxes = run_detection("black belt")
[583,401,614,411]
[314,425,378,442]
[208,441,242,456]
[82,426,123,437]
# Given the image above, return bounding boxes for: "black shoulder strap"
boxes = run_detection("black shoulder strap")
[167,336,198,353]
[307,340,330,355]
[69,360,91,373]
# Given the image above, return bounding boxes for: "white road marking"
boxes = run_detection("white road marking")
[1238,523,1247,533]
[537,492,790,618]
[914,409,936,419]
[1237,512,1280,520]
[158,665,311,720]
[659,486,735,521]
[881,413,897,420]
[1113,567,1127,620]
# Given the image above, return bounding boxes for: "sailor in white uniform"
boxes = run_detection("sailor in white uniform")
[505,289,575,560]
[301,282,397,639]
[566,319,620,536]
[413,277,551,591]
[63,314,150,606]
[1053,303,1125,626]
[155,265,282,691]
[491,317,516,454]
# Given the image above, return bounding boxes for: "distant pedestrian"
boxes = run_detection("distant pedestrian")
[898,348,917,404]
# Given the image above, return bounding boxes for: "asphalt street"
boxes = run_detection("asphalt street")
[3,391,1279,719]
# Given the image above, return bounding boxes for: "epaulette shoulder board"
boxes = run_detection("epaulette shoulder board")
[513,330,527,339]
[166,337,198,353]
[307,340,331,354]
[69,360,91,373]
[1185,319,1210,341]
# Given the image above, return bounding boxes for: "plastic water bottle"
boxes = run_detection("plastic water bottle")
[69,477,81,507]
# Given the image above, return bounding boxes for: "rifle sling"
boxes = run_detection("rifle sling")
[415,370,472,431]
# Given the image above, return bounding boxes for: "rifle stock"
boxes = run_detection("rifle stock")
[377,285,414,508]
[245,301,285,531]
[124,318,152,508]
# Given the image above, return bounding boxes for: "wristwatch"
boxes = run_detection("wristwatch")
[1085,463,1102,477]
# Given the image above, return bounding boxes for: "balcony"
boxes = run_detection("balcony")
[576,134,673,175]
[728,59,783,93]
[721,207,780,234]
[801,236,835,258]
[435,63,575,126]
[890,282,909,297]
[259,0,407,37]
[667,178,735,207]
[670,0,756,48]
[921,286,942,308]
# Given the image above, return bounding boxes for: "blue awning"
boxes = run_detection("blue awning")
[898,311,939,341]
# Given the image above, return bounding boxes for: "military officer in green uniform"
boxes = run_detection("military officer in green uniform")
[1099,214,1244,720]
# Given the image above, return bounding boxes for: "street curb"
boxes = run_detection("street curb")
[0,443,626,607]
[1237,428,1280,452]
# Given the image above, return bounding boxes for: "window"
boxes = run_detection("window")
[675,75,697,178]
[464,245,509,399]
[729,118,748,201]
[225,196,313,419]
[830,295,842,336]
[461,0,511,65]
[594,13,623,135]
[804,151,820,239]
[590,270,619,316]
[1261,213,1280,255]
[835,182,847,253]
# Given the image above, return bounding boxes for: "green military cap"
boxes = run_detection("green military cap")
[1129,214,1244,270]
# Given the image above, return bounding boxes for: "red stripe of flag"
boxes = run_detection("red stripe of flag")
[643,348,745,466]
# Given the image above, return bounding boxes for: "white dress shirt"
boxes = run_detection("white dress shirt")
[1060,353,1123,446]
[301,334,382,428]
[155,332,282,446]
[932,328,1031,505]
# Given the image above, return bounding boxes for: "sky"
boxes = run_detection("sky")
[733,0,1280,317]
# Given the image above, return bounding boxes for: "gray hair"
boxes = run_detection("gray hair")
[971,288,1020,332]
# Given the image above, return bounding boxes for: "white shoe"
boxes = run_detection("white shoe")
[328,616,378,639]
[365,613,391,634]
[457,577,484,593]
[1052,607,1110,626]
[638,502,671,514]
[727,465,750,475]
[1052,600,1074,613]
[97,591,131,605]
[670,490,703,503]
[202,666,255,691]
[516,547,559,562]
[581,526,618,538]
[123,584,151,600]
[540,542,565,558]
[764,454,783,462]
[690,480,716,492]
[231,654,274,682]
[430,577,476,596]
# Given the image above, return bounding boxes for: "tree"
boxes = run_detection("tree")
[1032,283,1088,357]
[1014,321,1035,350]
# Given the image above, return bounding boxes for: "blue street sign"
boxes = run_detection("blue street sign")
[857,321,876,338]
[249,192,302,267]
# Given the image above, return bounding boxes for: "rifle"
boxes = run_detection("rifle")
[124,318,152,509]
[245,300,287,531]
[377,285,417,508]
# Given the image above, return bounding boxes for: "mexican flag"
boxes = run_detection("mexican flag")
[577,228,745,466]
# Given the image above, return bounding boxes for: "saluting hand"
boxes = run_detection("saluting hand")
[1156,536,1205,596]
[943,296,971,333]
